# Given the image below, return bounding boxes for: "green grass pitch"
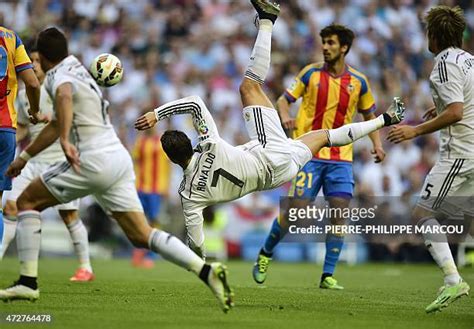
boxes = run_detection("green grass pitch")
[0,258,472,329]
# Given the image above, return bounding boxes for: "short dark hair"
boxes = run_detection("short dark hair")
[425,5,466,50]
[25,39,37,55]
[320,24,355,56]
[36,27,68,63]
[161,130,193,166]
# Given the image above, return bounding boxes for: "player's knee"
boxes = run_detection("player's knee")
[4,200,18,217]
[239,79,261,99]
[412,206,433,226]
[16,190,37,211]
[59,210,78,224]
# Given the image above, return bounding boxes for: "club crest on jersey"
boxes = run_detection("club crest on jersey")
[289,79,298,91]
[347,84,354,93]
[198,120,209,134]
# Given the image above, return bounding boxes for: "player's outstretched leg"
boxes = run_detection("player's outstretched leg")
[298,97,405,154]
[147,228,234,313]
[250,0,280,24]
[240,0,280,109]
[113,211,234,313]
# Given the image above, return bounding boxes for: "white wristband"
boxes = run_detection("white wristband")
[19,150,32,162]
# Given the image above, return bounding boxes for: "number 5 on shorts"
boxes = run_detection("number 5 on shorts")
[422,183,434,200]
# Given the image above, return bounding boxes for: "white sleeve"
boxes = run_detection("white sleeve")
[153,95,219,141]
[181,198,206,250]
[48,70,77,99]
[433,61,464,106]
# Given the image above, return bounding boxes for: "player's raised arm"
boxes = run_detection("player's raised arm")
[135,95,220,141]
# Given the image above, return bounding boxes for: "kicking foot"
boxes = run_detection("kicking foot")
[383,96,406,126]
[251,0,280,24]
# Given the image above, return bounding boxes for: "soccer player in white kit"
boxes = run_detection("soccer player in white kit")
[388,6,472,313]
[1,48,94,282]
[0,28,233,313]
[135,0,405,259]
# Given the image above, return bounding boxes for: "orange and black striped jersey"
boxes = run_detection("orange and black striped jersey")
[133,135,171,195]
[284,62,376,162]
[0,26,33,131]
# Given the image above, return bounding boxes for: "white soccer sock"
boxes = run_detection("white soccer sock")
[328,115,385,146]
[421,218,461,286]
[148,228,204,275]
[244,19,273,84]
[66,219,92,272]
[0,215,18,259]
[17,211,41,277]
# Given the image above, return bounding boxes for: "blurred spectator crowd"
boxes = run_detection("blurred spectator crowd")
[1,0,473,260]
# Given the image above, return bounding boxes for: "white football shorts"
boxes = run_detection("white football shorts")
[417,158,474,217]
[40,147,143,213]
[243,105,312,189]
[7,161,79,211]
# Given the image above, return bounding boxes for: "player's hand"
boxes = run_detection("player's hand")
[371,147,386,163]
[61,140,81,173]
[387,125,418,144]
[28,110,50,124]
[6,157,27,177]
[422,106,437,121]
[280,113,296,131]
[134,112,157,130]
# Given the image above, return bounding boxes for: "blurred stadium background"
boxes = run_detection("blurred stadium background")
[2,0,474,266]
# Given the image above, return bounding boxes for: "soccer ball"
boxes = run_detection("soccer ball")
[89,53,123,87]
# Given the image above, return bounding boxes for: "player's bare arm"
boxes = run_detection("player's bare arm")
[362,112,385,163]
[276,95,295,130]
[56,82,80,172]
[387,102,463,143]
